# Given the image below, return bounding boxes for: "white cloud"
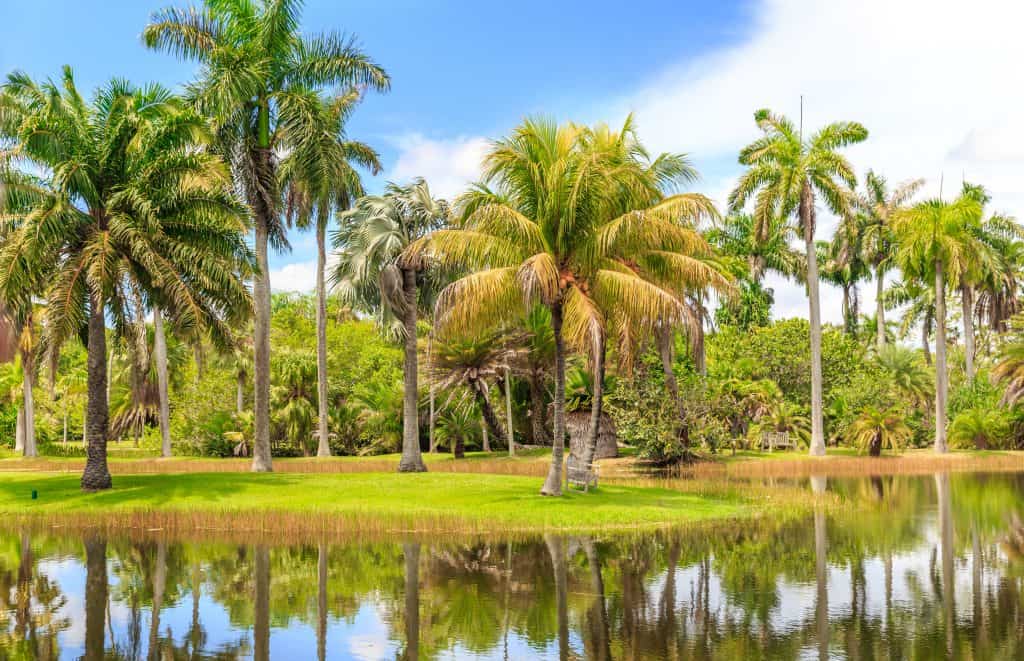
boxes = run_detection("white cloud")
[607,0,1024,323]
[386,133,489,201]
[269,260,317,293]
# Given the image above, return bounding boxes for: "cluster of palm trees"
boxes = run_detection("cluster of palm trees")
[3,0,1023,496]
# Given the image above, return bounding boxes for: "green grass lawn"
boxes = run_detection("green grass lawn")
[0,470,752,533]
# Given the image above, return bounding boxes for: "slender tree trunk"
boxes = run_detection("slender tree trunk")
[876,267,887,348]
[658,324,690,452]
[236,371,245,414]
[252,216,273,472]
[15,405,24,453]
[398,268,425,472]
[83,293,112,490]
[528,375,551,445]
[692,301,707,376]
[802,183,826,456]
[428,332,436,453]
[935,260,948,453]
[481,418,490,452]
[149,540,167,660]
[505,367,515,455]
[315,217,331,457]
[254,545,270,661]
[581,331,605,468]
[813,478,829,661]
[541,302,566,496]
[923,313,933,366]
[19,331,36,457]
[84,536,107,661]
[402,542,420,661]
[318,543,327,661]
[936,472,954,657]
[153,308,172,458]
[962,285,976,382]
[472,378,504,444]
[63,395,69,445]
[583,539,611,661]
[545,535,570,661]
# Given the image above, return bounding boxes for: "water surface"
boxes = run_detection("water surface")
[2,472,1023,659]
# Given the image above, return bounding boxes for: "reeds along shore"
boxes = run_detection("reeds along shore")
[679,452,1024,479]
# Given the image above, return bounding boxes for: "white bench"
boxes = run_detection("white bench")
[761,431,794,451]
[566,455,599,492]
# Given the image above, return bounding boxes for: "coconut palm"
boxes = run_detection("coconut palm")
[145,0,390,473]
[729,109,868,456]
[0,71,252,489]
[857,171,924,349]
[892,192,983,452]
[848,407,911,456]
[281,89,381,457]
[407,117,718,495]
[332,179,450,472]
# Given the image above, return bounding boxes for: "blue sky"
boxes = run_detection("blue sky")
[3,0,1021,323]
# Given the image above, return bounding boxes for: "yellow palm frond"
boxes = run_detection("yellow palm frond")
[516,252,560,306]
[561,286,603,354]
[434,267,523,336]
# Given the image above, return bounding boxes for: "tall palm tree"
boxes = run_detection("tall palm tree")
[332,179,450,472]
[0,71,253,489]
[281,90,381,457]
[729,108,868,456]
[818,221,870,336]
[407,116,714,495]
[145,0,390,473]
[892,192,983,452]
[857,171,924,349]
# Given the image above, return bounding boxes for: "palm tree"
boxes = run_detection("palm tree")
[429,330,517,444]
[857,171,924,349]
[949,408,1007,450]
[993,317,1024,406]
[730,108,868,456]
[707,213,804,284]
[511,306,556,445]
[408,117,715,495]
[281,90,381,457]
[874,344,932,408]
[145,0,390,473]
[818,221,870,335]
[892,192,983,452]
[848,406,911,456]
[0,71,252,489]
[333,179,450,472]
[885,278,936,365]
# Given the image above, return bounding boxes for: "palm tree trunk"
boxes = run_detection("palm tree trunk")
[472,378,505,443]
[318,542,327,661]
[545,534,570,661]
[813,479,829,661]
[876,267,886,349]
[802,183,826,456]
[149,540,167,659]
[935,259,948,453]
[428,332,436,453]
[541,301,566,496]
[21,347,36,457]
[236,371,245,414]
[402,542,420,661]
[83,292,112,491]
[252,215,273,473]
[581,330,606,468]
[505,367,515,455]
[398,268,425,472]
[528,375,551,445]
[153,308,172,458]
[84,536,107,661]
[962,285,976,382]
[14,405,24,453]
[936,472,954,657]
[583,538,611,661]
[453,432,465,459]
[923,313,933,366]
[254,545,270,661]
[481,418,490,452]
[315,218,331,457]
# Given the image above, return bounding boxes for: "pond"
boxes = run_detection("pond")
[1,471,1023,660]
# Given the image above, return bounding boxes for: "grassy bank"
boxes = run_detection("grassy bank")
[0,470,772,536]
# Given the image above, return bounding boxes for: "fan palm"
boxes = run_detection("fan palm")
[0,71,252,489]
[332,179,450,472]
[729,108,868,456]
[892,192,983,452]
[848,407,911,456]
[857,171,924,349]
[145,0,390,473]
[407,116,719,495]
[430,330,518,444]
[281,89,381,457]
